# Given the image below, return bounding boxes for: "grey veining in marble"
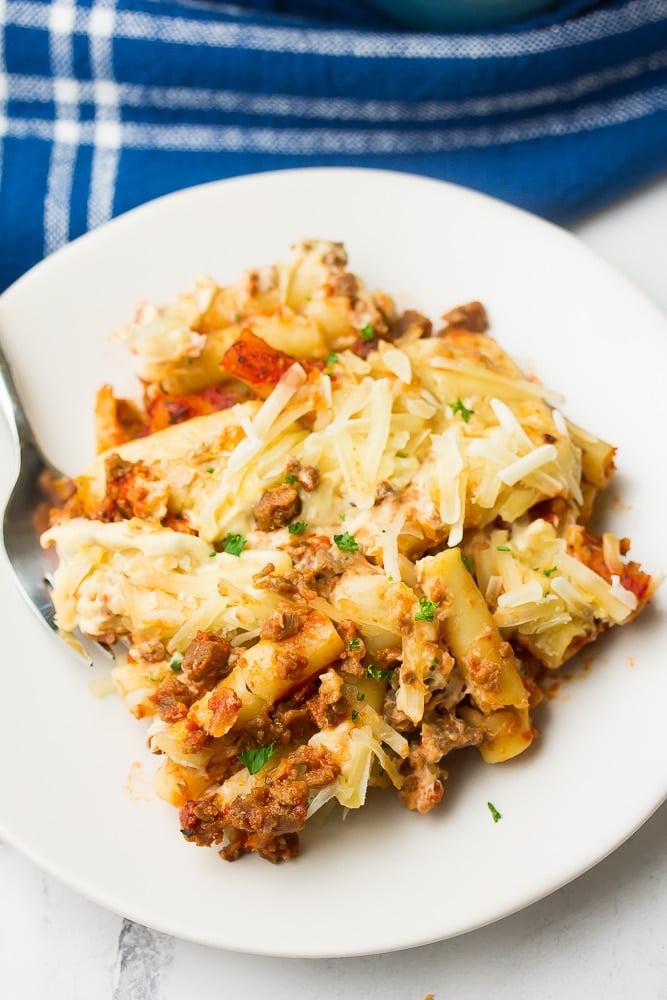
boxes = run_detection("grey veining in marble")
[112,921,174,1000]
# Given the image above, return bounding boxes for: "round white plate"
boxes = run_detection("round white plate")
[0,168,665,958]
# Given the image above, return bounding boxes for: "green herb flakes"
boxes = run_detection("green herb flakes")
[415,597,437,622]
[288,521,308,535]
[334,532,359,552]
[487,801,502,823]
[239,743,277,775]
[168,653,183,673]
[450,397,475,423]
[366,664,395,682]
[223,533,247,557]
[360,324,375,341]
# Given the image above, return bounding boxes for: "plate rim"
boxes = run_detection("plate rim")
[1,166,666,958]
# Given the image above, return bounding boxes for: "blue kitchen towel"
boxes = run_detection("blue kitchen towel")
[1,0,667,291]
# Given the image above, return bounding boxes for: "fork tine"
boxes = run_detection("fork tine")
[43,573,119,660]
[1,341,114,669]
[5,564,94,666]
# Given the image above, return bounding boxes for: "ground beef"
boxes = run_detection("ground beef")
[220,829,300,863]
[306,670,347,729]
[252,563,317,602]
[148,633,232,724]
[285,456,321,492]
[272,649,310,685]
[181,718,210,755]
[259,605,305,642]
[336,619,366,677]
[150,674,197,723]
[323,244,347,269]
[253,541,340,601]
[399,764,445,814]
[179,745,340,861]
[180,797,227,847]
[252,484,302,531]
[291,542,339,596]
[208,685,243,737]
[353,332,380,358]
[388,309,433,341]
[439,301,489,334]
[133,638,167,663]
[182,631,231,684]
[398,711,485,814]
[203,691,320,787]
[99,453,166,523]
[331,271,359,299]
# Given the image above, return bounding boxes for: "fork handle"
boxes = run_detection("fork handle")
[0,342,37,450]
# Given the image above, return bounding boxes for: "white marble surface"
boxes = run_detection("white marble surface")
[2,175,667,1000]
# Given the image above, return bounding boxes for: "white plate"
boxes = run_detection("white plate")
[0,168,666,958]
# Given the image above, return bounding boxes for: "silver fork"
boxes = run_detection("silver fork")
[0,340,108,666]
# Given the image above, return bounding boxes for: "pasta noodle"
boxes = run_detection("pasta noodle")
[41,239,658,863]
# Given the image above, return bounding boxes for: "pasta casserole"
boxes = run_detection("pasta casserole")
[42,240,657,863]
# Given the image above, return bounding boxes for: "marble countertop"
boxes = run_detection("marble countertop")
[2,175,666,1000]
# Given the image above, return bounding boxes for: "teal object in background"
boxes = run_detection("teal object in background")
[365,0,560,30]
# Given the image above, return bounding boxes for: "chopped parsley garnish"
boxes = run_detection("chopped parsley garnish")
[360,323,375,341]
[206,466,214,474]
[348,637,361,651]
[496,544,511,552]
[429,664,436,672]
[396,452,408,459]
[356,692,365,701]
[487,801,502,823]
[239,742,277,775]
[334,531,359,552]
[223,533,247,557]
[325,352,338,367]
[284,474,297,485]
[415,597,437,622]
[288,521,308,535]
[233,311,242,322]
[168,653,183,673]
[461,553,473,573]
[543,566,558,577]
[339,512,346,521]
[366,664,395,682]
[351,709,360,722]
[450,397,475,423]
[209,551,216,558]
